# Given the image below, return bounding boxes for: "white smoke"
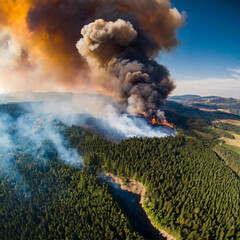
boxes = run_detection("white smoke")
[0,107,82,184]
[0,28,22,66]
[0,93,176,140]
[0,93,176,197]
[16,94,176,139]
[0,115,14,173]
[16,114,81,166]
[102,105,175,139]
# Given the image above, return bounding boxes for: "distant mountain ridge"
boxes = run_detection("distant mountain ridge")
[170,95,240,116]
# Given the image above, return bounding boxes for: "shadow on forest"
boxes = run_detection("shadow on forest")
[102,177,167,240]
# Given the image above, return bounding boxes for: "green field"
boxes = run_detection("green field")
[223,143,240,155]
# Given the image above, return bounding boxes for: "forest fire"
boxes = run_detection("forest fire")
[151,118,174,128]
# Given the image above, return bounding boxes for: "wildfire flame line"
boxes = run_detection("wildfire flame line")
[151,118,174,128]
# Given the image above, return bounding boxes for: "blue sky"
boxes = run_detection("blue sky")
[160,0,240,98]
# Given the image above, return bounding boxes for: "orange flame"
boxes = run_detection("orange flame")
[151,118,174,128]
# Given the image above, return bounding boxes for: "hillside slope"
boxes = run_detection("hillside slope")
[66,127,240,239]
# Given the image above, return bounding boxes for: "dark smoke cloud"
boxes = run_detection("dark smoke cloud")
[107,57,175,119]
[25,0,184,120]
[76,18,177,119]
[26,0,183,64]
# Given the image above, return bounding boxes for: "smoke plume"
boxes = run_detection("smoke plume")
[0,103,82,189]
[76,17,178,119]
[0,0,184,120]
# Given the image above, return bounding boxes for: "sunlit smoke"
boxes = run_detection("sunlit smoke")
[0,0,184,120]
[0,0,184,199]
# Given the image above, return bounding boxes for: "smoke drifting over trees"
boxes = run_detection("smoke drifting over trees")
[0,0,185,119]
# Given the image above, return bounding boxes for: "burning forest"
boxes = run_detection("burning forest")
[0,0,185,126]
[151,118,174,128]
[2,2,240,240]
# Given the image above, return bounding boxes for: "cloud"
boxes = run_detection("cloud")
[173,68,240,98]
[228,68,240,74]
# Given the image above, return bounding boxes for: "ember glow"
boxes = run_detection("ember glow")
[151,118,174,128]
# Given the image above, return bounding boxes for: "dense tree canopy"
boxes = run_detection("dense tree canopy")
[0,149,142,240]
[65,126,240,239]
[1,101,240,240]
